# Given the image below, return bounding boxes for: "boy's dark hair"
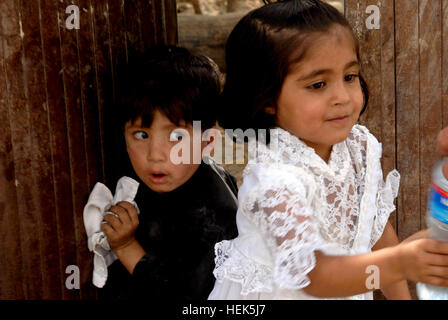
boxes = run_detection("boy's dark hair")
[116,46,221,131]
[218,0,369,133]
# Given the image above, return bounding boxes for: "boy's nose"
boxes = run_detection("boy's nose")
[146,138,167,162]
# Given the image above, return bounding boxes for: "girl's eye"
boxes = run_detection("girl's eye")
[134,131,148,140]
[345,74,359,82]
[169,130,184,141]
[308,81,326,90]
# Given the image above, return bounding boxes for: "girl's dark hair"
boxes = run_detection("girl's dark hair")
[219,0,369,132]
[115,45,221,131]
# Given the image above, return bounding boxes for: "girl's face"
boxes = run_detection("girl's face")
[271,26,363,162]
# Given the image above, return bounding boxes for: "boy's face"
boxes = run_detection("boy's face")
[124,110,206,193]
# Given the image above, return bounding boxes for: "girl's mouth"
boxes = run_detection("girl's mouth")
[328,115,350,125]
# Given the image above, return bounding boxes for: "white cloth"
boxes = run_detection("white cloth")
[83,176,140,288]
[209,125,400,300]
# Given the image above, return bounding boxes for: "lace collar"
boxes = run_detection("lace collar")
[248,126,354,181]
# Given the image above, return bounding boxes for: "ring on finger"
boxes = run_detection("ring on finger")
[104,211,119,218]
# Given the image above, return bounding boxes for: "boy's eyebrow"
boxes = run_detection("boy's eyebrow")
[297,60,360,82]
[125,122,188,130]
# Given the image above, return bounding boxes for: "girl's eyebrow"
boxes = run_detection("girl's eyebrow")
[297,60,360,82]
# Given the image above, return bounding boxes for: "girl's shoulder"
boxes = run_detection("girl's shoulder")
[347,124,382,156]
[345,125,384,178]
[349,124,375,143]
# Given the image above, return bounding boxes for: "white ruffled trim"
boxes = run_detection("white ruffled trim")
[370,170,400,248]
[213,240,273,295]
[247,127,351,182]
[352,130,382,252]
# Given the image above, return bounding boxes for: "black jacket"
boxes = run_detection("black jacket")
[100,160,239,300]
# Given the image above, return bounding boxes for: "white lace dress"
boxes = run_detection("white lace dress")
[209,125,400,300]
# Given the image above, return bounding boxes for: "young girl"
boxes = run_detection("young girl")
[209,0,448,300]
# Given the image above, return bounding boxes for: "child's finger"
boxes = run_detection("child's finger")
[402,229,429,244]
[427,265,448,278]
[101,220,115,235]
[437,127,448,156]
[103,210,123,229]
[423,276,448,288]
[424,239,448,255]
[115,201,139,225]
[425,252,448,267]
[110,204,133,226]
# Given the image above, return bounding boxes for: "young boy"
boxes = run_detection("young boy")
[99,46,238,300]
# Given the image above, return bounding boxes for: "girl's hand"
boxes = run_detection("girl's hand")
[396,238,448,286]
[401,229,429,244]
[101,201,140,253]
[437,128,448,178]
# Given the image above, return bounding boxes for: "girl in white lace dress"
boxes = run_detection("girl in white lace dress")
[209,0,448,300]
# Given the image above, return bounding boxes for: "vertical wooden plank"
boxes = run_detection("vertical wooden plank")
[378,0,397,230]
[443,2,448,131]
[419,0,443,228]
[346,0,397,300]
[19,0,63,299]
[90,0,117,188]
[346,0,397,231]
[395,0,420,239]
[1,0,46,299]
[56,0,93,300]
[163,0,178,45]
[40,0,78,299]
[0,1,24,298]
[76,0,103,300]
[139,0,157,50]
[349,0,383,139]
[152,0,163,45]
[124,0,145,57]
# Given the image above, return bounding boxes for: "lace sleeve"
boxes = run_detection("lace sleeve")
[241,165,328,290]
[370,170,400,248]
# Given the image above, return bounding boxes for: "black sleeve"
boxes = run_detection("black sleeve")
[100,253,172,300]
[130,254,172,298]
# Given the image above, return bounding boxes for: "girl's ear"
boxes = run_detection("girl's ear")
[265,106,276,115]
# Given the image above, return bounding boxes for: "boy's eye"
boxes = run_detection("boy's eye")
[169,130,184,141]
[307,81,326,90]
[134,131,148,140]
[345,74,359,82]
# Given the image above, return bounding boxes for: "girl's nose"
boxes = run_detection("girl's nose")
[333,80,351,106]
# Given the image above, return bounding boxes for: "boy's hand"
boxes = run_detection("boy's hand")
[396,238,448,286]
[101,201,139,253]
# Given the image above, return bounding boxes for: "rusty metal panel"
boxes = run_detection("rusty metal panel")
[0,0,177,300]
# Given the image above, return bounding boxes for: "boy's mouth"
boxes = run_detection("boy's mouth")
[149,172,167,184]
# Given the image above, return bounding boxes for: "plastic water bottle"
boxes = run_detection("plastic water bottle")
[417,158,448,300]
